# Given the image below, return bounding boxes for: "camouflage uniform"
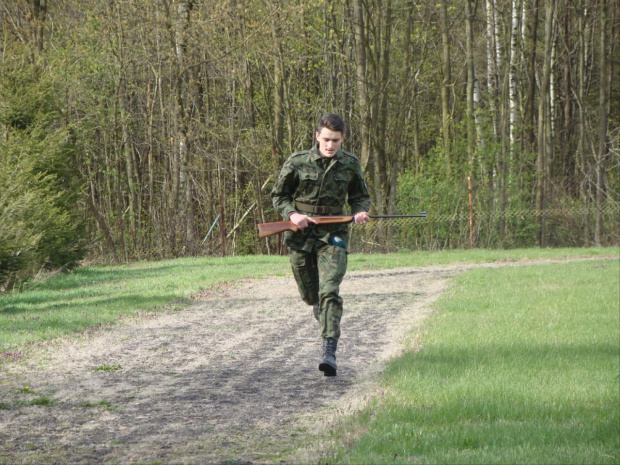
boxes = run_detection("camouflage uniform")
[271,145,371,340]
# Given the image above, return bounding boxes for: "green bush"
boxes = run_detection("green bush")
[0,67,86,291]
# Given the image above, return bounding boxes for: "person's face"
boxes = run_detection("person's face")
[315,127,344,158]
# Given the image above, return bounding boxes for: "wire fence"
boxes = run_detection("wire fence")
[348,203,620,252]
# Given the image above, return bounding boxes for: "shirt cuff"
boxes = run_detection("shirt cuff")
[281,206,297,220]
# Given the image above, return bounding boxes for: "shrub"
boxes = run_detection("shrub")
[0,67,86,291]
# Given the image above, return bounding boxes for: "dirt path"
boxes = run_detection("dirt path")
[0,258,611,464]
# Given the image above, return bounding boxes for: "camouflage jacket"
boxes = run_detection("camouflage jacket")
[271,145,371,250]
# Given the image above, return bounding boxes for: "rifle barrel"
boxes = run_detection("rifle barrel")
[369,212,426,218]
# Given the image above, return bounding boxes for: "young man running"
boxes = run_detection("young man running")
[271,114,371,376]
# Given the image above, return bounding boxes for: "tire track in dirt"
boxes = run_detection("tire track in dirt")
[0,258,612,464]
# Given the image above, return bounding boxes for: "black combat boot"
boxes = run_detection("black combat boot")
[313,304,320,321]
[319,338,338,376]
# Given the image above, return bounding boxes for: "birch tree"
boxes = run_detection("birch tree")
[508,0,520,163]
[524,0,539,151]
[486,0,501,141]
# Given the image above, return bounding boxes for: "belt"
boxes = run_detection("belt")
[295,201,343,215]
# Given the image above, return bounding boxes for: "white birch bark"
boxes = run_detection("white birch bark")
[474,69,484,149]
[509,0,520,161]
[486,0,500,137]
[521,0,527,48]
[494,2,502,72]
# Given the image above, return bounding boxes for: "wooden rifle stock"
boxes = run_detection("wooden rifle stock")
[258,216,353,239]
[257,212,426,239]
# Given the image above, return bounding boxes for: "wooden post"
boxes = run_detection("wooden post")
[468,176,474,249]
[220,193,226,256]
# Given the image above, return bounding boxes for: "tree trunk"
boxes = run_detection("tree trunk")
[412,79,421,174]
[440,0,452,175]
[577,2,589,244]
[595,0,608,245]
[174,0,195,255]
[466,0,476,175]
[549,21,557,164]
[374,0,392,214]
[24,0,48,54]
[486,0,501,142]
[536,0,555,247]
[353,0,371,172]
[272,28,285,161]
[120,93,138,253]
[509,0,520,165]
[524,0,540,151]
[85,163,119,262]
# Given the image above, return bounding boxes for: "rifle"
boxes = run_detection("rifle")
[257,212,426,239]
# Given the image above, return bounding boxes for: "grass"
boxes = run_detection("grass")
[0,247,615,354]
[327,258,620,464]
[93,364,122,372]
[0,397,56,409]
[80,400,116,410]
[0,255,290,352]
[23,397,56,407]
[0,247,617,462]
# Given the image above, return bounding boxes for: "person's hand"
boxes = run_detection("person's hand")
[354,211,370,224]
[289,212,318,229]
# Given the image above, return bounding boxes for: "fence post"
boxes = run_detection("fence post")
[468,176,474,249]
[220,193,226,256]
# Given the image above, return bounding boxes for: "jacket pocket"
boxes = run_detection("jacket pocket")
[298,170,320,198]
[299,170,319,181]
[332,171,351,197]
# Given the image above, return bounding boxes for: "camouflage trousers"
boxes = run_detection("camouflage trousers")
[288,242,348,340]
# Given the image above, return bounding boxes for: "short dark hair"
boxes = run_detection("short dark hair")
[317,114,345,135]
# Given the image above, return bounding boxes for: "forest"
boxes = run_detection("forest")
[1,0,618,289]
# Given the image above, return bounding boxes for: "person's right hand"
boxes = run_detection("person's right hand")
[289,212,318,230]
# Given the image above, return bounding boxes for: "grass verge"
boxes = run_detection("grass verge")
[326,258,620,464]
[0,255,290,353]
[0,247,616,355]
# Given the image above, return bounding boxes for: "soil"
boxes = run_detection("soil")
[0,258,609,464]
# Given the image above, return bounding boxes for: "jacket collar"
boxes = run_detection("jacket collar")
[309,144,343,163]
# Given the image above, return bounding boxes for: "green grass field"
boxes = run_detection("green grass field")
[327,258,619,464]
[0,247,614,352]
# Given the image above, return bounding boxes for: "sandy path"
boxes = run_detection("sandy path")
[0,258,610,464]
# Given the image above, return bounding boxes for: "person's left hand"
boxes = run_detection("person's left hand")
[354,211,370,224]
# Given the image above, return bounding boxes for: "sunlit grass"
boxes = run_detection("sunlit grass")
[328,258,620,464]
[0,255,291,351]
[0,247,616,354]
[349,246,616,270]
